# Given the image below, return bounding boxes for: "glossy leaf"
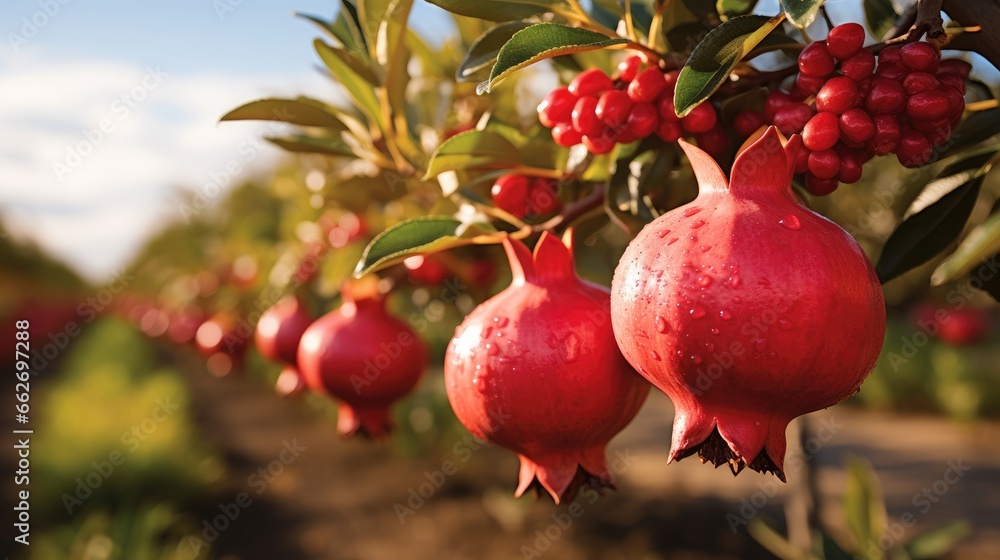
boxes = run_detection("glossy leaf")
[673,14,785,117]
[220,98,348,129]
[863,0,898,40]
[606,150,668,234]
[780,0,825,29]
[933,108,1000,162]
[354,216,497,276]
[423,130,521,180]
[932,199,1000,285]
[480,23,629,94]
[458,21,533,81]
[718,0,759,19]
[314,39,384,127]
[425,0,554,22]
[265,135,356,157]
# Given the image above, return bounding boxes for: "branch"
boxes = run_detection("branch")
[532,184,605,233]
[942,0,1000,70]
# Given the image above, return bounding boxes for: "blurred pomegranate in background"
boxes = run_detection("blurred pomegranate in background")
[256,295,313,397]
[195,313,248,377]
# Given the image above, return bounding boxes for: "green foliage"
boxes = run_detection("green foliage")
[423,130,523,179]
[863,0,899,39]
[354,216,498,276]
[779,0,825,29]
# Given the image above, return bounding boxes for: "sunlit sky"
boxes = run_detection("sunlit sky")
[2,1,991,281]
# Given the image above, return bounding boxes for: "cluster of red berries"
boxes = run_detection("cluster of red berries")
[537,56,727,156]
[733,23,969,196]
[490,173,562,219]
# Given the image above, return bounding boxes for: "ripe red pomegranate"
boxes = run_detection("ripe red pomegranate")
[195,313,248,377]
[445,232,650,503]
[256,295,313,397]
[297,286,428,438]
[610,128,885,480]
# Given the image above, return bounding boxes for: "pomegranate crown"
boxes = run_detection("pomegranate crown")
[679,126,802,197]
[502,230,577,285]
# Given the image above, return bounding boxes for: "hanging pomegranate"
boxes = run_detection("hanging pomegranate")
[445,232,650,503]
[195,313,248,377]
[610,127,885,480]
[297,285,428,438]
[255,295,313,397]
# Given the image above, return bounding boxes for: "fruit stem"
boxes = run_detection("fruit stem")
[819,6,835,32]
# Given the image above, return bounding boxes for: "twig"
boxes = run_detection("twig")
[532,184,606,233]
[819,6,835,31]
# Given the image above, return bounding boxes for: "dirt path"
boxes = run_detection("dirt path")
[184,363,1000,560]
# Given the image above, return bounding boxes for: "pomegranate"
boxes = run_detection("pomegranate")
[610,128,885,480]
[445,232,650,503]
[195,313,248,377]
[297,285,428,438]
[256,295,313,397]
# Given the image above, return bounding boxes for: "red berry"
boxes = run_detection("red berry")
[835,147,864,183]
[798,42,835,76]
[940,87,966,117]
[903,72,940,94]
[937,73,966,94]
[865,78,907,115]
[527,179,562,215]
[805,173,839,196]
[552,122,582,147]
[582,132,615,154]
[657,94,681,122]
[772,103,814,135]
[842,49,876,81]
[627,103,658,138]
[492,174,531,217]
[733,111,766,137]
[916,119,951,146]
[878,45,902,65]
[656,121,683,142]
[856,76,874,97]
[617,129,637,144]
[900,42,940,72]
[839,108,875,143]
[764,91,794,121]
[808,149,840,179]
[826,23,865,60]
[796,72,826,95]
[895,130,932,167]
[617,55,643,82]
[906,91,951,120]
[596,89,634,128]
[663,70,680,90]
[538,87,576,128]
[816,76,859,114]
[803,112,840,151]
[875,62,908,82]
[694,124,729,157]
[681,102,717,133]
[628,68,668,103]
[572,96,602,137]
[938,59,972,79]
[569,68,614,97]
[867,115,902,155]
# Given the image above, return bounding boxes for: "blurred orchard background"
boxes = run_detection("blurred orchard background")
[1,1,999,559]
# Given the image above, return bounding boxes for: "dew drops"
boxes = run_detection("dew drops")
[700,245,712,253]
[649,349,661,361]
[682,207,702,217]
[779,215,801,230]
[732,296,742,303]
[668,237,679,245]
[682,261,694,268]
[657,229,672,238]
[704,342,715,352]
[719,310,732,320]
[690,307,706,319]
[494,316,509,327]
[688,235,698,243]
[564,333,581,363]
[485,343,500,356]
[753,338,768,352]
[710,327,720,335]
[696,276,713,287]
[690,219,706,229]
[481,325,493,339]
[727,274,742,288]
[637,330,650,339]
[690,354,703,364]
[778,318,795,330]
[676,349,684,357]
[654,315,670,333]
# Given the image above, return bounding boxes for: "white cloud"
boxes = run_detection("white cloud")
[0,51,332,281]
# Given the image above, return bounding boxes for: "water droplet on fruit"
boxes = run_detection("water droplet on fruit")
[668,237,679,245]
[779,215,801,230]
[494,316,509,327]
[732,296,742,303]
[696,276,713,287]
[682,207,702,217]
[778,318,795,330]
[486,343,499,356]
[754,338,768,352]
[657,229,671,238]
[727,274,741,288]
[637,330,649,339]
[691,219,706,229]
[690,354,703,364]
[700,245,712,253]
[649,349,661,361]
[688,235,698,243]
[704,342,715,352]
[654,315,669,333]
[682,261,693,268]
[719,310,732,320]
[710,327,720,335]
[481,326,493,339]
[564,333,581,363]
[690,307,706,319]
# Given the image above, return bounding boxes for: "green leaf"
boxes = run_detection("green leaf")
[747,519,802,560]
[317,44,380,84]
[932,195,1000,285]
[458,21,533,81]
[220,98,349,130]
[314,39,384,128]
[673,14,785,117]
[354,216,497,276]
[905,520,972,559]
[876,160,990,284]
[718,0,759,19]
[607,150,669,234]
[843,456,886,553]
[423,130,522,180]
[933,108,1000,162]
[480,23,630,94]
[425,0,554,22]
[666,22,713,52]
[265,134,356,157]
[682,0,718,21]
[864,0,899,40]
[780,0,825,29]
